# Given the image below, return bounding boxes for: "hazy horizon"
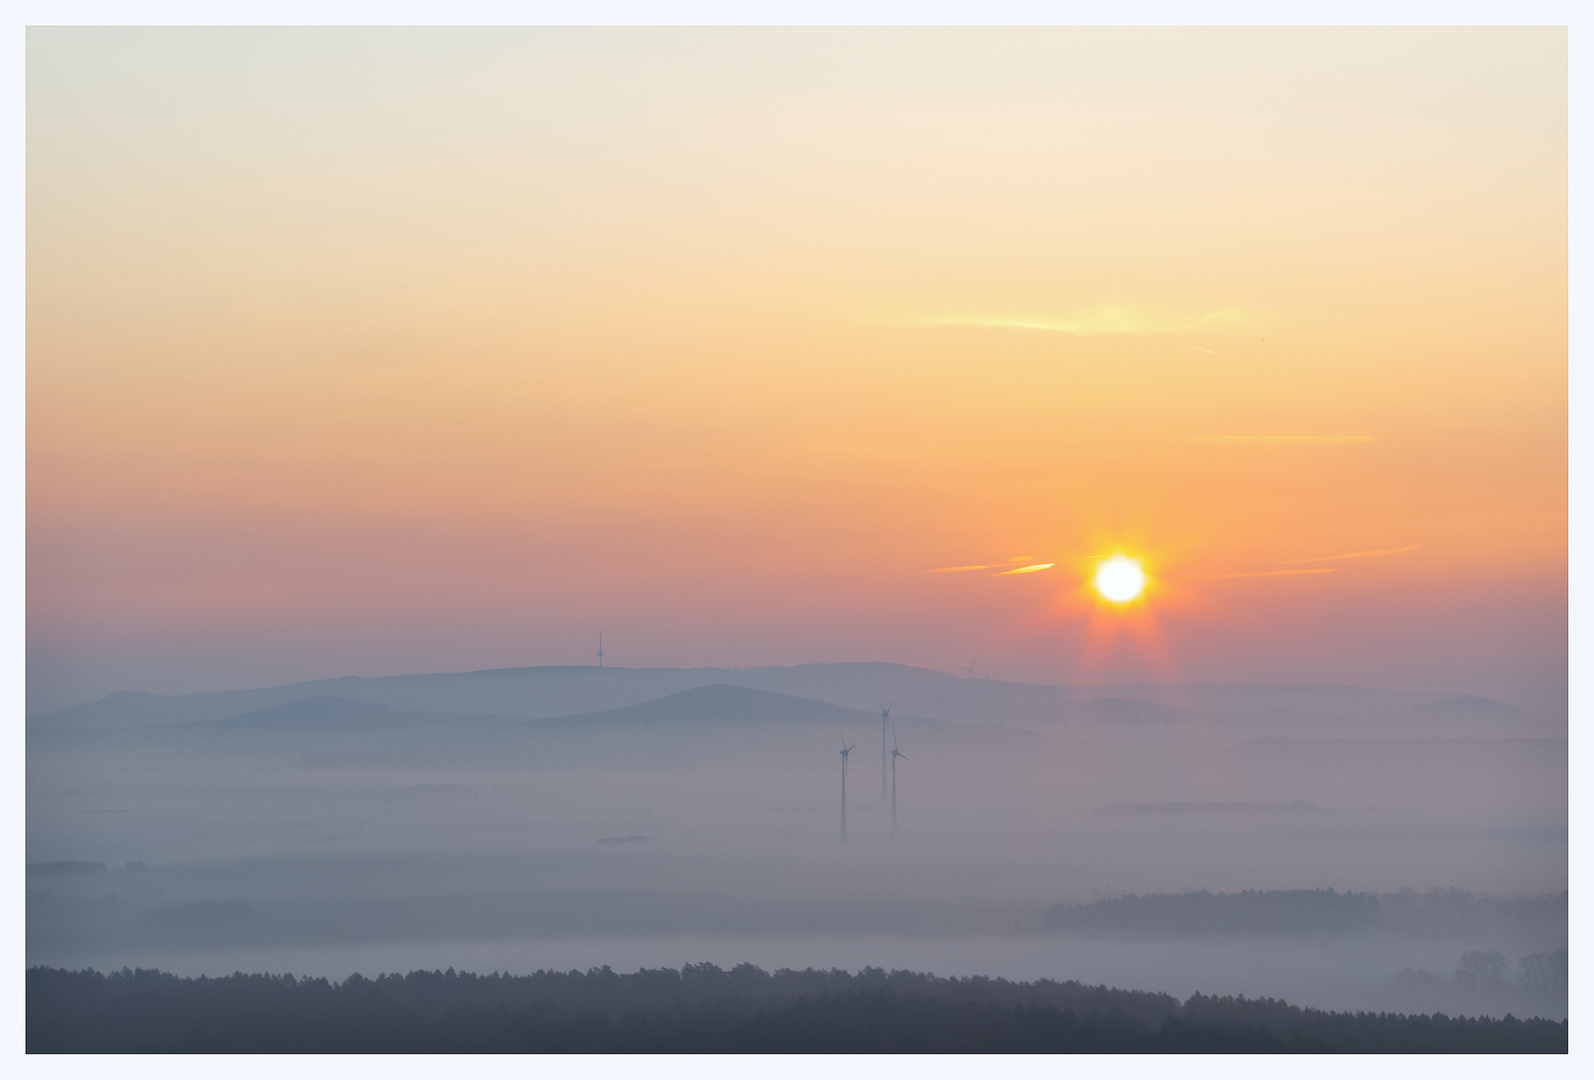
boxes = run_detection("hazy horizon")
[22,654,1556,706]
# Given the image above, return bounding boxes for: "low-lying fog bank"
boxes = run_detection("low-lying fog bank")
[28,664,1567,1023]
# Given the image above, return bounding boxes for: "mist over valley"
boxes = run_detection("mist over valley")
[27,662,1567,1023]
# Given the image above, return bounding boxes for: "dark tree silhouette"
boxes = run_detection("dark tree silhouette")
[26,964,1566,1054]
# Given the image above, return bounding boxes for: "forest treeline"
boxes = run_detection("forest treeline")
[27,963,1566,1053]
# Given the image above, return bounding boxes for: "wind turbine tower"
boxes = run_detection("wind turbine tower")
[839,735,854,843]
[890,726,908,837]
[879,702,893,802]
[598,631,604,668]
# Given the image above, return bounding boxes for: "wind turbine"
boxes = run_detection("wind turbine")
[839,734,854,843]
[890,726,908,837]
[963,657,979,680]
[597,630,604,669]
[878,702,893,803]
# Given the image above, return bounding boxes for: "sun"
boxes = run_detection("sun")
[1095,557,1145,603]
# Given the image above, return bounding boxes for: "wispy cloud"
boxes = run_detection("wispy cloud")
[1184,568,1336,582]
[932,555,1045,574]
[1197,435,1376,444]
[930,308,1249,336]
[1277,545,1417,565]
[993,562,1055,576]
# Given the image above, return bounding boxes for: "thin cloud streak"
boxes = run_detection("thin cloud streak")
[932,555,1044,573]
[1278,545,1418,565]
[1198,435,1376,444]
[1184,568,1336,582]
[993,562,1055,576]
[930,308,1249,336]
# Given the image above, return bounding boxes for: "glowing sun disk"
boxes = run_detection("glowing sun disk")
[1096,558,1145,603]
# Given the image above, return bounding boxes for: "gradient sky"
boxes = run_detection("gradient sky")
[26,28,1567,715]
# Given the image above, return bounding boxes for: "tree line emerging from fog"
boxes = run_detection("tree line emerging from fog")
[1042,887,1567,937]
[1397,949,1568,997]
[1042,889,1568,1006]
[27,963,1566,1053]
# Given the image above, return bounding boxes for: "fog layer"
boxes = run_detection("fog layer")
[28,663,1568,1019]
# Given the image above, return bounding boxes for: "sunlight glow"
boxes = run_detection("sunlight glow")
[1095,558,1145,603]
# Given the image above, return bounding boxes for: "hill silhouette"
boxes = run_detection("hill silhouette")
[30,661,1549,737]
[532,684,863,726]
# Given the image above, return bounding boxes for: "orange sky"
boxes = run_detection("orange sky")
[26,28,1567,714]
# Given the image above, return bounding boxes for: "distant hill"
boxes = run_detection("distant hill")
[1061,697,1193,733]
[1396,696,1528,736]
[1083,682,1450,717]
[71,685,870,734]
[533,684,864,727]
[28,661,1550,738]
[24,685,899,765]
[194,696,413,730]
[27,663,946,730]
